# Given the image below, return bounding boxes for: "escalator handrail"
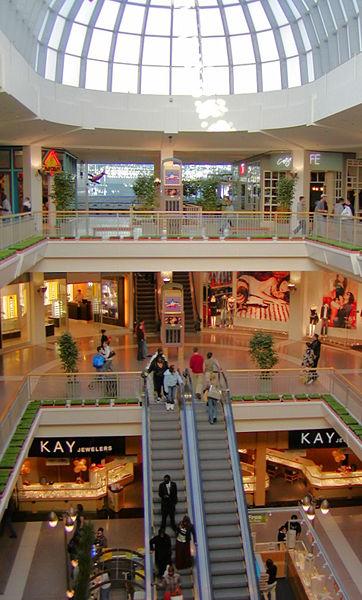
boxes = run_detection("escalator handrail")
[190,272,201,321]
[219,369,260,600]
[181,370,213,600]
[141,376,154,600]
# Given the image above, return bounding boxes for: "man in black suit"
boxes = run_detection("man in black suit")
[159,474,178,531]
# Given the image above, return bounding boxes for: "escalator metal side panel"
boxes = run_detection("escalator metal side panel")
[142,387,154,600]
[224,400,260,600]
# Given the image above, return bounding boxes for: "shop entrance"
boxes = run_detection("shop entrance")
[309,172,325,211]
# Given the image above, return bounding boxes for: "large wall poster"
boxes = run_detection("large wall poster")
[236,272,290,322]
[322,273,357,329]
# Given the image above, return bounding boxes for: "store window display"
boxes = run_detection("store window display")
[0,281,30,346]
[236,272,290,323]
[308,305,319,337]
[320,302,331,336]
[322,273,358,330]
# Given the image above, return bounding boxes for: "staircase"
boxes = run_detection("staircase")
[134,273,157,332]
[193,400,250,600]
[149,402,194,599]
[172,272,195,332]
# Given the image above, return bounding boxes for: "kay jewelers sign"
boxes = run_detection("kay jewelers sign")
[29,436,125,457]
[289,428,346,449]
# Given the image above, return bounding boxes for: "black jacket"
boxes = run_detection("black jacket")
[159,481,178,506]
[150,532,172,561]
[310,339,321,358]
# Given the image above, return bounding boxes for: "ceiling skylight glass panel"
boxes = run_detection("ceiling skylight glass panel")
[86,59,108,91]
[151,0,171,5]
[63,54,81,86]
[59,0,75,18]
[280,24,298,56]
[199,8,224,36]
[298,19,312,50]
[198,0,218,5]
[172,37,200,66]
[248,2,271,32]
[114,33,141,63]
[48,16,66,48]
[171,66,201,94]
[173,8,198,37]
[287,56,301,86]
[120,4,146,34]
[225,5,249,35]
[45,48,57,80]
[203,66,229,94]
[306,50,315,80]
[96,0,120,30]
[230,35,255,64]
[262,60,281,90]
[202,37,228,66]
[75,0,95,25]
[268,0,288,26]
[88,29,113,61]
[286,0,302,20]
[141,66,169,94]
[233,64,257,93]
[112,63,138,92]
[66,23,87,56]
[146,8,171,35]
[143,37,170,65]
[257,30,279,61]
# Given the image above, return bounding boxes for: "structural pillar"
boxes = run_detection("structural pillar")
[325,171,335,212]
[288,271,307,340]
[23,145,43,213]
[292,149,309,210]
[29,273,46,346]
[254,432,267,506]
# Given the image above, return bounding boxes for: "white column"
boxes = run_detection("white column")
[288,271,306,340]
[292,149,309,210]
[22,145,42,213]
[29,273,46,345]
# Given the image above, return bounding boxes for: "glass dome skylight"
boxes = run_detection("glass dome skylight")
[3,0,362,95]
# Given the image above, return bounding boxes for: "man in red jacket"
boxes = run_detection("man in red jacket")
[189,347,204,399]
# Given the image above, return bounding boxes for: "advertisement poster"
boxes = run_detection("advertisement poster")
[164,294,182,313]
[164,168,181,186]
[236,272,290,322]
[322,273,357,329]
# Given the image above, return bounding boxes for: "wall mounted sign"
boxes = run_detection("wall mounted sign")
[289,428,345,449]
[270,154,293,170]
[308,152,343,172]
[29,436,125,458]
[42,149,62,175]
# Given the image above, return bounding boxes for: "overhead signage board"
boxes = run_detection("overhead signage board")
[308,152,343,172]
[29,436,125,458]
[270,154,293,171]
[289,428,346,449]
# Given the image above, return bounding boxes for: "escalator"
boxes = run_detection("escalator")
[191,372,259,600]
[134,273,157,332]
[172,272,195,331]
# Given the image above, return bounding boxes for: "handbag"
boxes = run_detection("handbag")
[208,385,222,401]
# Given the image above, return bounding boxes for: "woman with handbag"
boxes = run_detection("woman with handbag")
[162,564,182,599]
[175,515,196,570]
[205,382,222,424]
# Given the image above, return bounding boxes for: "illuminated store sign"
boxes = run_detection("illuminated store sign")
[29,436,125,457]
[289,428,345,449]
[308,152,343,171]
[270,154,293,170]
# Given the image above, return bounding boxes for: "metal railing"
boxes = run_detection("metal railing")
[0,212,43,250]
[141,375,154,600]
[0,378,30,457]
[225,367,362,423]
[182,370,212,600]
[28,371,142,405]
[220,370,260,600]
[1,211,360,251]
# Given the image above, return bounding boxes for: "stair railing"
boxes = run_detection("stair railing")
[219,369,260,600]
[181,369,213,600]
[141,375,155,599]
[190,272,201,322]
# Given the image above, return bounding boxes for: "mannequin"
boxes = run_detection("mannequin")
[227,295,236,328]
[309,305,319,337]
[220,294,228,326]
[320,302,331,336]
[210,295,217,328]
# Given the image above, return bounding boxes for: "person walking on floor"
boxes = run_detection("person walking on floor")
[309,333,321,383]
[175,515,196,570]
[159,474,178,531]
[301,342,316,384]
[100,329,109,346]
[163,365,183,411]
[150,528,172,579]
[148,355,168,402]
[263,558,277,600]
[136,320,146,361]
[189,347,204,399]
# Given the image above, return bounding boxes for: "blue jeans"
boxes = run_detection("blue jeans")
[207,397,218,423]
[166,386,176,404]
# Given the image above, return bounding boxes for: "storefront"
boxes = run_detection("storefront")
[0,275,31,348]
[237,429,362,507]
[307,151,345,211]
[17,435,142,513]
[0,146,23,213]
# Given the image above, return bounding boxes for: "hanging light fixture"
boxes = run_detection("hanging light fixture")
[320,499,330,515]
[68,506,77,523]
[64,516,75,533]
[48,511,58,528]
[307,505,316,521]
[301,494,312,512]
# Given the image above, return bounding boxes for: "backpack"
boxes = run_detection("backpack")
[93,354,105,368]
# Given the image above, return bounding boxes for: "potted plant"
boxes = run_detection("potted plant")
[58,332,79,400]
[133,175,158,210]
[249,332,278,393]
[74,522,95,600]
[51,172,76,211]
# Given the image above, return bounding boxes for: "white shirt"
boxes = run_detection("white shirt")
[341,205,353,218]
[166,482,171,495]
